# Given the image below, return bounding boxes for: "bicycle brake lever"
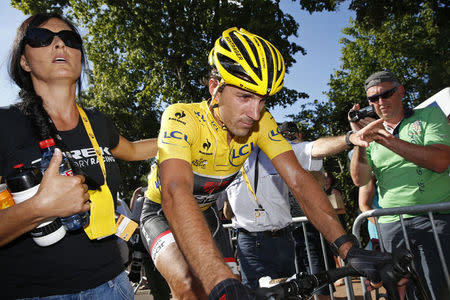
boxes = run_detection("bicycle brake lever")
[379,248,414,300]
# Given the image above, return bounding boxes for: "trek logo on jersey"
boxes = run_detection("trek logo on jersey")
[71,147,112,160]
[168,110,187,125]
[268,127,284,141]
[228,142,254,166]
[161,130,190,146]
[69,147,116,169]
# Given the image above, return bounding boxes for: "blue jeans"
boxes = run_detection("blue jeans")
[237,228,296,289]
[20,271,134,300]
[380,214,450,300]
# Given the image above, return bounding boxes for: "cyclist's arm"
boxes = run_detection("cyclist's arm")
[272,150,352,259]
[160,158,235,294]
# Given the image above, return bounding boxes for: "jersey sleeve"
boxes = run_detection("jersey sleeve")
[157,104,197,164]
[255,109,292,159]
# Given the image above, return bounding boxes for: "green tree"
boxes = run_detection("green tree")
[12,0,308,198]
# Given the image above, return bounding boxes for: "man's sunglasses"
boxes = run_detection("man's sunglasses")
[24,28,82,50]
[281,131,297,141]
[367,86,398,102]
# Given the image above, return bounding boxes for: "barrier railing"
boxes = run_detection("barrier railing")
[352,201,450,300]
[224,216,351,300]
[223,201,450,300]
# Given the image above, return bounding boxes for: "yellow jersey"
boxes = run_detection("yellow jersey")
[146,100,292,210]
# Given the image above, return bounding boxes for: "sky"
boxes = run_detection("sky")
[0,1,355,122]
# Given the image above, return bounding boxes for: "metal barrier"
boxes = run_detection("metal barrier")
[224,216,353,300]
[352,201,450,300]
[223,201,450,300]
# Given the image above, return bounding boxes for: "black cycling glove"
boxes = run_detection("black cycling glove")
[209,278,255,300]
[344,246,392,283]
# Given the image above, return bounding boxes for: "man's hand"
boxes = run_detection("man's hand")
[209,278,255,300]
[344,246,392,284]
[350,118,392,148]
[348,104,378,132]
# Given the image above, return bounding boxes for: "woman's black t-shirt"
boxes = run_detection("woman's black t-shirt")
[0,105,124,298]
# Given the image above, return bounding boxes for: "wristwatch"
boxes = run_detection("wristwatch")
[330,233,359,256]
[345,130,355,147]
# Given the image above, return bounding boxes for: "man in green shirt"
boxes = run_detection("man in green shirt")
[348,70,450,300]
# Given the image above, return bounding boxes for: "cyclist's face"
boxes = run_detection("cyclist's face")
[217,85,266,137]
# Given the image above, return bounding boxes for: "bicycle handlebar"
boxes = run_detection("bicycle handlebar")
[254,248,426,300]
[255,265,359,300]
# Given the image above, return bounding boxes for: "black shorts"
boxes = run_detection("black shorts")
[140,199,236,272]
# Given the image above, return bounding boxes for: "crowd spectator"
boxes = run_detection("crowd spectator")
[349,70,450,300]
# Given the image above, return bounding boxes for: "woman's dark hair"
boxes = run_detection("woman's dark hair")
[9,12,87,142]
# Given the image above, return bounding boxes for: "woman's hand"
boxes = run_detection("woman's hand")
[32,148,90,219]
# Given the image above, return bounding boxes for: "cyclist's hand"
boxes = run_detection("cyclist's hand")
[209,278,255,300]
[344,246,392,284]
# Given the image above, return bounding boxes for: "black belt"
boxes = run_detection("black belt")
[237,225,293,237]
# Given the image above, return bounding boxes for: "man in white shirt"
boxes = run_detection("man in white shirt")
[223,122,352,289]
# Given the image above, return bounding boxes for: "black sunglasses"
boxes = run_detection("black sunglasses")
[367,86,398,102]
[24,28,82,50]
[281,131,297,141]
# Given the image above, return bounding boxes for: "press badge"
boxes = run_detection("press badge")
[115,214,138,241]
[254,207,267,225]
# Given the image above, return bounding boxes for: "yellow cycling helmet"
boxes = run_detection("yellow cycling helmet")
[208,27,285,96]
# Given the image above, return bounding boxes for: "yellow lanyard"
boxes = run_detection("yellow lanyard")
[76,104,107,183]
[241,166,258,203]
[76,104,117,240]
[241,147,262,207]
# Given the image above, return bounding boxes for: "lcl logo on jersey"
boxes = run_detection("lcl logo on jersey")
[161,130,190,146]
[228,142,254,166]
[168,110,186,125]
[268,127,284,141]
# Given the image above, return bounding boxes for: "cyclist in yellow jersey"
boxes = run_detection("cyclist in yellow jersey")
[140,27,393,300]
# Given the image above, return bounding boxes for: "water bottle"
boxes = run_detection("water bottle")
[6,164,67,246]
[128,249,144,283]
[39,138,90,231]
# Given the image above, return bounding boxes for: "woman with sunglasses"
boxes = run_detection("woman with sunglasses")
[0,12,156,299]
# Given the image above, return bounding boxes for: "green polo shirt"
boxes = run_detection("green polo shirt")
[367,106,450,223]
